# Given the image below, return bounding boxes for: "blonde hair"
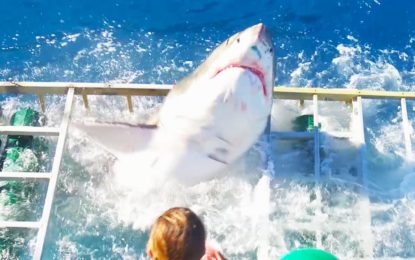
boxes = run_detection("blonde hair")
[147,207,206,260]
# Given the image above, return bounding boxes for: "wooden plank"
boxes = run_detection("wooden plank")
[126,95,133,112]
[1,82,415,100]
[0,172,52,180]
[274,87,415,101]
[0,81,172,96]
[82,94,90,110]
[33,87,75,260]
[37,95,45,112]
[0,126,60,136]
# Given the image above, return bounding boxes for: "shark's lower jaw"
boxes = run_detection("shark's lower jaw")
[213,64,267,97]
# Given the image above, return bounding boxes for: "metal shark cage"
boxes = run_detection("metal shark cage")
[0,81,414,259]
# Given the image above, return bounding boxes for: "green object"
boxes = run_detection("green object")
[281,248,338,260]
[292,114,321,132]
[7,107,39,147]
[0,108,47,258]
[2,108,41,172]
[2,147,40,173]
[1,108,42,205]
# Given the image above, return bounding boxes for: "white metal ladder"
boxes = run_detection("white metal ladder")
[271,95,373,255]
[0,88,75,260]
[271,93,414,258]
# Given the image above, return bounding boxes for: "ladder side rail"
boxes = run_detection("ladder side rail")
[271,131,314,140]
[312,94,323,248]
[260,116,274,177]
[32,88,75,260]
[401,98,413,159]
[313,94,321,180]
[352,96,373,258]
[353,96,369,186]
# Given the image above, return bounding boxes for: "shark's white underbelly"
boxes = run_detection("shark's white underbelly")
[146,68,270,184]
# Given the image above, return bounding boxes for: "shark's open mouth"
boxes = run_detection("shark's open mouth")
[214,64,267,97]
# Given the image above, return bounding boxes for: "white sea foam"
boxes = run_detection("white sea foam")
[331,44,403,90]
[2,85,413,259]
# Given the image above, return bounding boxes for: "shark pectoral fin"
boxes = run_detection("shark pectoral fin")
[72,121,157,158]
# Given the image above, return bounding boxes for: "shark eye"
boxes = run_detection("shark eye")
[236,38,240,43]
[269,48,273,53]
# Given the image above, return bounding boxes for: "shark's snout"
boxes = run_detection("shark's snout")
[260,25,273,47]
[249,23,264,34]
[248,23,273,47]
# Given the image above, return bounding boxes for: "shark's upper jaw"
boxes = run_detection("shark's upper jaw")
[209,23,274,98]
[212,64,267,96]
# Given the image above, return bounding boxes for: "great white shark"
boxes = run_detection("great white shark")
[74,23,275,186]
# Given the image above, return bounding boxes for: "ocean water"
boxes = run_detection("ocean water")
[0,0,415,259]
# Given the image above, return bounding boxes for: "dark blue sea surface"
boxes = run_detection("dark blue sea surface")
[1,0,414,87]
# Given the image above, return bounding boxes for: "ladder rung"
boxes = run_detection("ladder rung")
[0,221,40,229]
[325,131,352,139]
[271,131,314,140]
[271,131,351,140]
[283,221,359,232]
[0,172,52,180]
[0,126,60,136]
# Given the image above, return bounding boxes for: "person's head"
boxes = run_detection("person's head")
[147,207,206,260]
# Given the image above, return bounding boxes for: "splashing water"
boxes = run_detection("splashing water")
[1,0,415,259]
